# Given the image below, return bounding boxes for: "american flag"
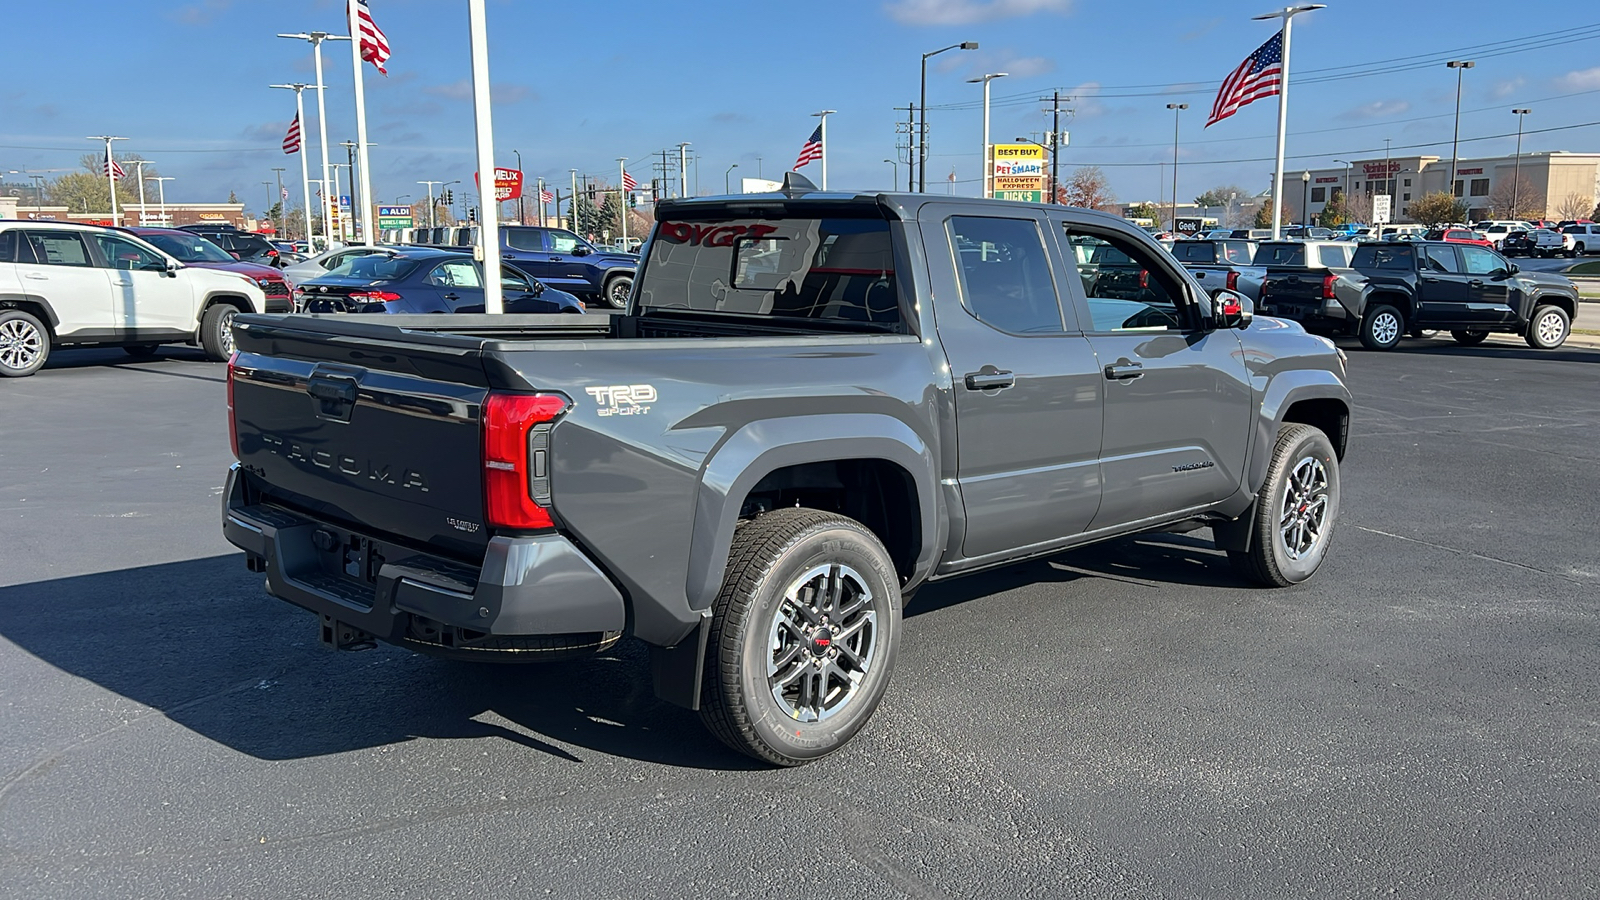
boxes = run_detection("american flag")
[621,170,637,191]
[539,188,554,204]
[282,112,302,154]
[104,153,125,180]
[793,125,823,169]
[350,0,391,75]
[282,187,290,201]
[1207,30,1283,128]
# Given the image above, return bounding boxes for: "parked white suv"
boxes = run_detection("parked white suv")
[0,222,272,377]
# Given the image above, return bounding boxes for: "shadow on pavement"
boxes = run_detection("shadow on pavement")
[1335,339,1600,364]
[42,346,218,374]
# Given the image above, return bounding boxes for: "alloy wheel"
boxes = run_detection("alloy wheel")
[217,308,237,356]
[1537,311,1566,346]
[1371,311,1400,346]
[1279,456,1331,561]
[766,563,879,723]
[0,318,44,371]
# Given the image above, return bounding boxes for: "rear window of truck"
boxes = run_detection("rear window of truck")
[1255,243,1306,266]
[637,216,900,327]
[1351,244,1414,270]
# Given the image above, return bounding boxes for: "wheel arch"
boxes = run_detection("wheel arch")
[196,292,255,324]
[1533,292,1577,322]
[0,295,59,334]
[1364,289,1414,321]
[1248,373,1351,494]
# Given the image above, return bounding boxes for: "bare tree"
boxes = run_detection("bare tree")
[1555,191,1594,220]
[1060,166,1115,211]
[1487,176,1544,219]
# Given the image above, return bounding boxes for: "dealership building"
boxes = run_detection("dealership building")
[1296,150,1600,223]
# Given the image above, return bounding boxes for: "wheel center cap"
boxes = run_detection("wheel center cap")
[809,627,834,657]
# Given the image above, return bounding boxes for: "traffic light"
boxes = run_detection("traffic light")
[467,206,478,223]
[442,189,454,206]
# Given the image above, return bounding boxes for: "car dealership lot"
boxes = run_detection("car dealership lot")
[3,343,1598,899]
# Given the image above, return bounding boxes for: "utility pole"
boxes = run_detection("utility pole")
[272,166,287,236]
[417,180,442,229]
[894,101,915,191]
[1041,91,1070,203]
[677,143,691,198]
[1511,108,1531,217]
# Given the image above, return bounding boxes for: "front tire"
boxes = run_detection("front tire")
[0,309,49,377]
[700,508,902,766]
[199,303,238,361]
[1359,303,1404,351]
[601,274,633,309]
[1451,330,1490,346]
[1228,423,1341,588]
[1525,305,1570,349]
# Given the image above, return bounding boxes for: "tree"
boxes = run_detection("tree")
[1555,191,1594,221]
[598,191,624,240]
[1409,191,1467,227]
[1125,202,1162,225]
[1316,191,1357,228]
[47,152,158,216]
[1487,176,1543,219]
[227,189,239,205]
[1254,199,1292,228]
[1060,166,1114,210]
[1193,185,1248,210]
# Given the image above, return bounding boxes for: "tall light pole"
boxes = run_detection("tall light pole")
[676,142,692,198]
[966,74,1007,198]
[418,180,442,229]
[261,181,274,232]
[919,41,979,193]
[150,176,174,225]
[28,174,45,218]
[87,136,127,224]
[1300,170,1311,226]
[1332,157,1352,205]
[1511,108,1531,217]
[618,156,630,248]
[1383,137,1393,205]
[1446,60,1476,196]
[124,159,151,225]
[1012,136,1051,202]
[883,158,897,189]
[271,83,320,248]
[569,168,579,229]
[1166,103,1188,232]
[279,31,351,250]
[465,0,504,313]
[1252,4,1325,240]
[271,166,287,236]
[725,162,739,194]
[513,149,524,224]
[809,111,835,189]
[330,163,350,241]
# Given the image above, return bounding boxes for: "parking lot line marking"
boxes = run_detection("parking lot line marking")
[1352,524,1593,586]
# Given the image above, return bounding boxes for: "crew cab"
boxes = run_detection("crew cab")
[0,221,270,377]
[1334,240,1578,350]
[1256,241,1358,331]
[500,226,637,309]
[1502,229,1573,258]
[1167,238,1267,301]
[221,180,1352,765]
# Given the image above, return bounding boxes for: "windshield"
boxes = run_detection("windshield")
[143,233,234,263]
[1255,243,1306,266]
[325,254,421,280]
[637,215,900,328]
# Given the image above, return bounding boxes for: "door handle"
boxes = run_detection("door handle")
[963,369,1014,391]
[549,256,564,262]
[1104,361,1144,381]
[442,293,460,301]
[23,272,47,280]
[1421,277,1439,283]
[1468,279,1484,287]
[504,253,519,259]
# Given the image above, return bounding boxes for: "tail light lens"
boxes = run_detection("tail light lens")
[1226,270,1240,292]
[347,291,403,303]
[483,392,569,531]
[1322,274,1338,299]
[226,353,239,459]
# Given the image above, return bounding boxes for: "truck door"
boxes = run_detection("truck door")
[1457,245,1516,327]
[924,208,1105,560]
[1415,244,1472,325]
[1052,220,1252,532]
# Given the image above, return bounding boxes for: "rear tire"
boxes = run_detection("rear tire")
[199,304,238,361]
[699,508,901,766]
[1359,304,1404,351]
[1525,305,1570,350]
[1227,423,1341,588]
[0,309,49,377]
[1450,330,1489,346]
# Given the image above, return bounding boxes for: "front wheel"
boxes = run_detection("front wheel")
[1451,330,1490,346]
[199,304,238,361]
[1525,305,1570,350]
[1228,423,1341,587]
[1359,304,1404,351]
[700,508,902,766]
[602,274,633,309]
[0,309,50,377]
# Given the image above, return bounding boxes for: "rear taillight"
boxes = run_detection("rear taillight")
[483,392,569,531]
[348,290,403,303]
[226,352,239,459]
[1322,274,1337,300]
[1226,271,1240,292]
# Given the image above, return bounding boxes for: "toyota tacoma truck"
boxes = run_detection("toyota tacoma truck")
[221,177,1352,765]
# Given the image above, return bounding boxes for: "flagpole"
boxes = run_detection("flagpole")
[1254,4,1323,241]
[89,136,127,225]
[348,2,376,245]
[467,0,503,313]
[811,110,835,190]
[617,157,629,249]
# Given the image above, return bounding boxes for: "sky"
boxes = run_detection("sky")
[3,0,1599,214]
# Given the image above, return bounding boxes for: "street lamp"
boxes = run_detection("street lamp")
[918,41,979,193]
[417,180,443,229]
[1301,170,1311,226]
[149,176,174,225]
[1511,108,1532,217]
[724,163,738,194]
[28,174,46,218]
[966,73,1007,198]
[1166,103,1188,233]
[1331,158,1353,205]
[883,158,897,190]
[279,32,352,250]
[1446,60,1475,194]
[1012,137,1052,202]
[270,83,321,248]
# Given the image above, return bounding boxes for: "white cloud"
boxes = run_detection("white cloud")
[1489,77,1526,100]
[423,80,534,104]
[1337,100,1411,121]
[885,0,1072,26]
[1558,67,1600,90]
[1066,81,1105,118]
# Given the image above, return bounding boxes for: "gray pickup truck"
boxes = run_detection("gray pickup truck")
[222,180,1353,765]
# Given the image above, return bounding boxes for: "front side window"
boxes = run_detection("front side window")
[143,233,233,263]
[22,231,93,267]
[548,230,588,254]
[947,216,1061,334]
[1067,228,1187,332]
[428,260,482,289]
[93,234,166,271]
[497,263,533,292]
[1459,246,1506,276]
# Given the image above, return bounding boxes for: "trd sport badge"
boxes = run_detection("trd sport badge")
[585,384,657,417]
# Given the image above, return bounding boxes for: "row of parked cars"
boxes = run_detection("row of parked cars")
[1143,233,1580,351]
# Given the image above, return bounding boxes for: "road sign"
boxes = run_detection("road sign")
[1372,194,1392,225]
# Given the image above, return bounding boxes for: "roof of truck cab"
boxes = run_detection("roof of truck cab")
[656,191,1137,227]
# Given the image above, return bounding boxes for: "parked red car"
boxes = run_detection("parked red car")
[128,227,293,311]
[1423,228,1493,248]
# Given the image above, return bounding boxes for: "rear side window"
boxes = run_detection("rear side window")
[21,231,93,266]
[949,216,1061,334]
[638,216,900,327]
[0,231,16,263]
[1351,244,1414,270]
[1316,245,1352,267]
[1255,243,1305,266]
[1169,242,1217,263]
[327,255,420,280]
[505,228,546,252]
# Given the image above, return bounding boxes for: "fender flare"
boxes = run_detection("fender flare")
[0,293,59,329]
[196,291,259,324]
[1246,371,1352,494]
[684,413,939,612]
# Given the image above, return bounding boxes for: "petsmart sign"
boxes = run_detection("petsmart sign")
[991,143,1046,203]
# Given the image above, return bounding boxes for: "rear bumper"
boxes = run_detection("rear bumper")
[222,465,626,657]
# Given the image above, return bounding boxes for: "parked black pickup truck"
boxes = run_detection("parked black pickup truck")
[1328,241,1578,350]
[222,179,1353,765]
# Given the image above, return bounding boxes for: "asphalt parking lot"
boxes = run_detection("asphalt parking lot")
[3,338,1598,899]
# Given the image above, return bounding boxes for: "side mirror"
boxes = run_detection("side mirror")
[572,245,592,257]
[165,259,182,276]
[1213,289,1253,330]
[1508,264,1520,275]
